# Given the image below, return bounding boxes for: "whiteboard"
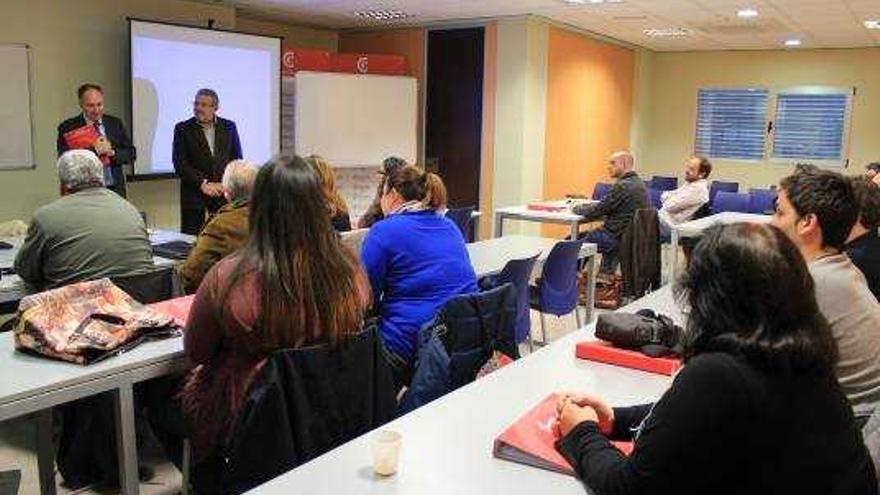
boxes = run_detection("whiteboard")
[0,45,34,169]
[293,71,417,167]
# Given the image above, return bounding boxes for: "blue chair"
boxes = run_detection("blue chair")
[592,182,612,201]
[748,189,777,214]
[649,176,678,191]
[648,188,663,210]
[529,238,585,345]
[709,181,739,203]
[481,255,540,351]
[713,191,751,213]
[445,206,476,242]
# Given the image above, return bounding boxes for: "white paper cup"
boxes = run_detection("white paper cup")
[371,429,402,476]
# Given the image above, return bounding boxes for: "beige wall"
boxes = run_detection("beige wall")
[0,0,337,230]
[630,48,655,171]
[0,0,234,227]
[638,48,880,189]
[491,18,548,235]
[235,14,338,51]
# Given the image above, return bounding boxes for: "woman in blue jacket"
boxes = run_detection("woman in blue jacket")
[361,165,477,389]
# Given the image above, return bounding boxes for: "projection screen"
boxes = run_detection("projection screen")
[129,19,281,176]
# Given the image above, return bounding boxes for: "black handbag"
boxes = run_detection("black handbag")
[595,309,683,358]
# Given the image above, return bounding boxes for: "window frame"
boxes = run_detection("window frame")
[767,86,854,168]
[692,86,770,164]
[692,85,855,168]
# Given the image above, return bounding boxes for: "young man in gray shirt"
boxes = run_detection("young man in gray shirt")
[772,169,880,418]
[15,149,153,290]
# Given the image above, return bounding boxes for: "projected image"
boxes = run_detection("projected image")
[130,21,280,176]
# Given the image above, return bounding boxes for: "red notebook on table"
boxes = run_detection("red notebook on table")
[493,393,633,475]
[526,202,566,213]
[148,295,195,328]
[576,340,682,376]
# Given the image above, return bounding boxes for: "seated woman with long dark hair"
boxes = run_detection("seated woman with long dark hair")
[361,165,477,388]
[555,223,877,494]
[180,155,371,463]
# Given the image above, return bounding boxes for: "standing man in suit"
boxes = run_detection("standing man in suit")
[172,88,242,235]
[57,84,136,197]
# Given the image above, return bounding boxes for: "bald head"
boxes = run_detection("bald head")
[607,151,634,179]
[222,160,258,202]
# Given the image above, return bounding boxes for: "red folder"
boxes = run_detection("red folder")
[493,393,633,475]
[63,124,101,150]
[148,295,195,328]
[526,203,566,212]
[63,124,112,165]
[575,340,682,376]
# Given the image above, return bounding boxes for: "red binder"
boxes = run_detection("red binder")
[493,393,633,475]
[148,295,195,328]
[575,340,682,376]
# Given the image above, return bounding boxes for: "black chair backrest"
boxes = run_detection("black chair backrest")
[222,324,396,494]
[445,206,476,242]
[111,265,180,304]
[436,283,518,390]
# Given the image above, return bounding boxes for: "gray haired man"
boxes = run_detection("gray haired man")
[172,88,243,235]
[177,159,257,292]
[14,149,153,289]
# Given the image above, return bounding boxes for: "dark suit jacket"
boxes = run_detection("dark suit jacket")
[172,117,243,209]
[56,114,136,167]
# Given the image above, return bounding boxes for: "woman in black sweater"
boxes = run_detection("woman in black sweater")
[555,222,877,495]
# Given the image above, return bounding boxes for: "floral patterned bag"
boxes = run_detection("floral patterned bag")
[13,278,181,364]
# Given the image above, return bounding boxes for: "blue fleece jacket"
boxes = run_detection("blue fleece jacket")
[361,210,478,361]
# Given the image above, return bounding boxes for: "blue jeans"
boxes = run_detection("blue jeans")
[582,228,619,273]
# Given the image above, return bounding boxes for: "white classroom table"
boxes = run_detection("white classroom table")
[0,332,186,495]
[467,235,599,324]
[494,200,598,240]
[251,286,679,495]
[0,233,591,494]
[670,212,770,280]
[0,230,194,310]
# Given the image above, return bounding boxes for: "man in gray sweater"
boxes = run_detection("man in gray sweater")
[15,149,153,290]
[773,169,880,418]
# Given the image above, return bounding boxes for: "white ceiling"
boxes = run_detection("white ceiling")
[228,0,880,51]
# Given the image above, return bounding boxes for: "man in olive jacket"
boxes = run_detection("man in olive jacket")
[178,160,257,293]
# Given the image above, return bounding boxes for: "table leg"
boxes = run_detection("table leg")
[494,213,504,238]
[569,221,579,241]
[113,384,139,495]
[670,228,680,282]
[34,409,56,495]
[583,254,597,325]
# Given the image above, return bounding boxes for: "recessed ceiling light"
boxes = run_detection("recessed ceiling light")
[737,8,759,19]
[865,20,880,30]
[353,9,411,21]
[643,28,689,37]
[784,38,802,47]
